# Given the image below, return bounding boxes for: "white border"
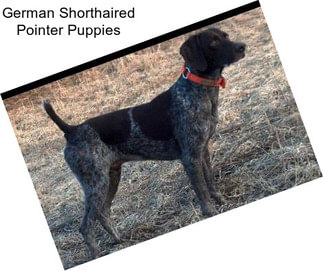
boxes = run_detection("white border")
[0,1,322,270]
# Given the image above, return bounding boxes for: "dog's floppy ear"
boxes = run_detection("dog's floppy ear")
[180,34,207,71]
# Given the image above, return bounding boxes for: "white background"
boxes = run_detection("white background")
[0,0,322,270]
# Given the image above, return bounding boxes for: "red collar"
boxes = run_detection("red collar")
[181,66,226,88]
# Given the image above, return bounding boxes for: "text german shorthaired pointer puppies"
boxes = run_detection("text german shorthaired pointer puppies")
[43,28,246,258]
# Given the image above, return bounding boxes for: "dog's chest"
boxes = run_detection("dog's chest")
[171,82,219,137]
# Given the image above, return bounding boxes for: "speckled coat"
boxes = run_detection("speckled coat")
[43,27,246,258]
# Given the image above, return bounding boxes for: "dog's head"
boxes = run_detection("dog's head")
[180,28,246,73]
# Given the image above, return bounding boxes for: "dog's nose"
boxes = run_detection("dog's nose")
[235,42,246,53]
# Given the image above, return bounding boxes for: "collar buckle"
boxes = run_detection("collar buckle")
[182,66,191,79]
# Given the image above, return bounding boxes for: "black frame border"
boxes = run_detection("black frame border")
[1,1,260,100]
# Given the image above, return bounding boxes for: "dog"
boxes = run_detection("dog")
[43,28,245,258]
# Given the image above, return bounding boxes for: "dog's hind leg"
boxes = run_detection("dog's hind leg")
[106,165,122,211]
[97,167,122,243]
[79,191,101,259]
[64,125,121,258]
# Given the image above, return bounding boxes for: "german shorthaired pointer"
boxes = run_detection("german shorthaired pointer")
[43,28,245,258]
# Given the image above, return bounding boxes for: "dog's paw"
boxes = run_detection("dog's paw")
[212,192,227,205]
[201,203,219,217]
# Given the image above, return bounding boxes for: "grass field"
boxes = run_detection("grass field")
[3,7,321,269]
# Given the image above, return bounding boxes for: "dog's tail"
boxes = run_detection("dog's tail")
[42,100,73,134]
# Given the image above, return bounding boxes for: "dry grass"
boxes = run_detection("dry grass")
[3,8,321,269]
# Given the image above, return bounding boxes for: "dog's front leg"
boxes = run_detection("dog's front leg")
[181,152,217,217]
[202,148,227,205]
